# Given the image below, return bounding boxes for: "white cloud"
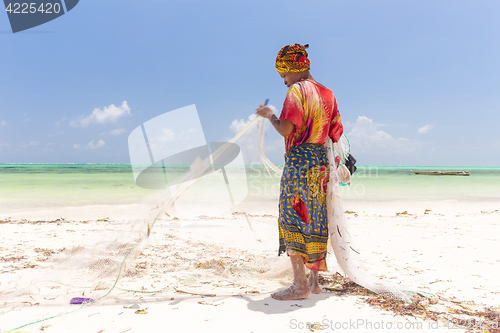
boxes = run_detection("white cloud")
[156,127,175,143]
[85,139,106,149]
[347,116,424,154]
[71,101,131,127]
[74,139,106,149]
[268,104,278,113]
[29,141,40,146]
[110,128,125,135]
[1,120,7,126]
[348,116,393,143]
[230,114,257,133]
[417,124,435,134]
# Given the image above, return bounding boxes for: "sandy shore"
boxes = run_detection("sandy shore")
[1,200,499,333]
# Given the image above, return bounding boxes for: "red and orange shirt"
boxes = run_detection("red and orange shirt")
[279,79,343,152]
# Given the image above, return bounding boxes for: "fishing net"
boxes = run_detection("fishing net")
[0,106,424,332]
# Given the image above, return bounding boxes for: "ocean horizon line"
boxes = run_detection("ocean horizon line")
[1,163,500,169]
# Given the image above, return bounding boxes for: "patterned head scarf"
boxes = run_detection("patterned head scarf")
[275,44,310,73]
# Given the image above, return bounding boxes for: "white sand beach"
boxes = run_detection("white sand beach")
[1,197,499,333]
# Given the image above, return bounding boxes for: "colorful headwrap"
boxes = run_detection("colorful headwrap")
[275,44,311,73]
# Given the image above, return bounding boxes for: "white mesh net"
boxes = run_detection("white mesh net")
[0,113,424,332]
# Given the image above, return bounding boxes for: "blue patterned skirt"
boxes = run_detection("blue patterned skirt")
[278,143,330,271]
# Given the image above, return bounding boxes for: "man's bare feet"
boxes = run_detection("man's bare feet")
[308,272,322,294]
[271,283,311,300]
[271,254,314,300]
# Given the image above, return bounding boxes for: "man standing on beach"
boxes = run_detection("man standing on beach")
[256,44,343,300]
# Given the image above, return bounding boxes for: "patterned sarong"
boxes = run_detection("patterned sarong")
[278,143,330,271]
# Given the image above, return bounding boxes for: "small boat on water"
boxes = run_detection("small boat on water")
[412,170,470,176]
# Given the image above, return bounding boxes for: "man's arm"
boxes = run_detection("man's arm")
[255,105,294,137]
[269,114,294,137]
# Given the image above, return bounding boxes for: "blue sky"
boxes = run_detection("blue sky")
[1,0,499,166]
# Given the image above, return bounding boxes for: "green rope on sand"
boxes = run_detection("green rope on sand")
[39,275,238,294]
[223,280,239,285]
[8,226,144,332]
[7,117,264,332]
[416,290,437,303]
[398,290,437,304]
[43,280,180,293]
[8,270,232,331]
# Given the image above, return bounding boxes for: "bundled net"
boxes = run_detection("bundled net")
[0,109,425,332]
[0,113,288,331]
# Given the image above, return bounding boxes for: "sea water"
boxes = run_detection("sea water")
[1,164,499,215]
[0,164,154,212]
[342,166,500,202]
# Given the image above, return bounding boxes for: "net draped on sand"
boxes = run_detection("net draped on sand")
[0,115,426,332]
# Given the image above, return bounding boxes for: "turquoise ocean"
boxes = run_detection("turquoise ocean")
[1,164,499,214]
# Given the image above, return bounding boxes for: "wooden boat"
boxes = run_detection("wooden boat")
[412,170,470,176]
